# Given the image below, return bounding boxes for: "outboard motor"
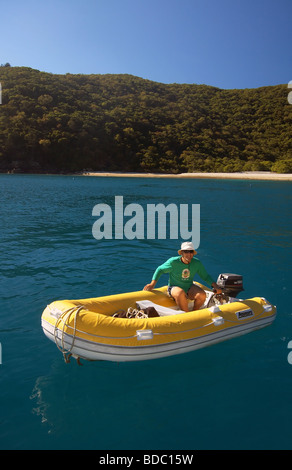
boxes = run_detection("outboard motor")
[216,273,244,298]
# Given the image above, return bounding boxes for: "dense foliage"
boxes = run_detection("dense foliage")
[0,66,291,173]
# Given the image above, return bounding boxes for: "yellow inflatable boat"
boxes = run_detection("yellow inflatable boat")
[41,274,276,363]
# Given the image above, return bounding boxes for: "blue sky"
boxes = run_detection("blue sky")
[1,0,291,89]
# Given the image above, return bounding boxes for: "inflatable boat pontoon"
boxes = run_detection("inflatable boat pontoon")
[41,273,276,363]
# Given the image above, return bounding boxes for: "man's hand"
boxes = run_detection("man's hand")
[143,280,156,291]
[212,283,222,294]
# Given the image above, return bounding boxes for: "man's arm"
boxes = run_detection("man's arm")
[196,260,222,293]
[143,258,173,291]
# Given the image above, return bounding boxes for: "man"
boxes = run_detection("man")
[143,241,222,312]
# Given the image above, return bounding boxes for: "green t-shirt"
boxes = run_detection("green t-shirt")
[152,256,215,292]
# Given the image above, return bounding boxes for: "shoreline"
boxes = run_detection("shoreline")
[81,171,292,181]
[2,170,292,181]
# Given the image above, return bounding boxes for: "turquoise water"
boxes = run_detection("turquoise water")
[0,174,291,450]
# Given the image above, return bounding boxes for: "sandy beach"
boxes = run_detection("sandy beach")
[82,171,292,181]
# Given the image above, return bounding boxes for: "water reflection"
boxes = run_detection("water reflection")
[29,352,224,449]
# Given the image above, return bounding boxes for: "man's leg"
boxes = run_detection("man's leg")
[187,284,206,310]
[170,286,190,312]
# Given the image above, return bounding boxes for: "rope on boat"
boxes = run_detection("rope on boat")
[50,304,87,363]
[112,307,148,319]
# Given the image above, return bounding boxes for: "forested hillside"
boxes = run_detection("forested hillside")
[0,66,291,173]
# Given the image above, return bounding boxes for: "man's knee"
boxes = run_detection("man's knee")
[170,286,186,301]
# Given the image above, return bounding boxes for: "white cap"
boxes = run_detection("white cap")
[178,241,197,255]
